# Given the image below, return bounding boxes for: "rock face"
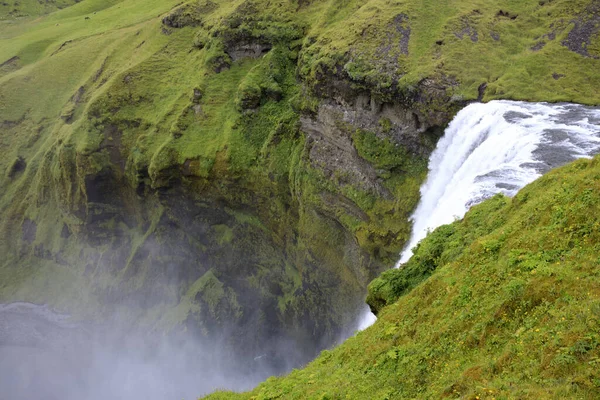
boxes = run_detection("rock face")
[226,41,272,61]
[301,98,440,197]
[1,0,600,379]
[561,0,600,59]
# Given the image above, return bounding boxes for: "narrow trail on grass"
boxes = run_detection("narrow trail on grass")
[359,100,600,328]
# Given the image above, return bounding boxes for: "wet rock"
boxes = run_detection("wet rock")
[300,95,438,197]
[34,244,52,260]
[7,156,26,179]
[477,82,487,101]
[454,16,478,42]
[301,105,385,196]
[162,3,209,29]
[561,0,600,59]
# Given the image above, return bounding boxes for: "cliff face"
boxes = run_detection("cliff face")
[1,0,600,370]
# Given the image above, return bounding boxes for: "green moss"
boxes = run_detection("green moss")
[353,129,417,171]
[213,224,234,245]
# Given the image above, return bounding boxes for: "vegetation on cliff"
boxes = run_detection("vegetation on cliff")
[1,0,600,378]
[207,155,600,399]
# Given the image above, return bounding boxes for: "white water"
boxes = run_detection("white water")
[360,100,600,328]
[397,100,600,265]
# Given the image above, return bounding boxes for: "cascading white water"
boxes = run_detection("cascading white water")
[397,100,600,265]
[359,100,600,329]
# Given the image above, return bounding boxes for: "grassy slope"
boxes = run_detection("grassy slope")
[297,0,600,104]
[207,156,600,400]
[0,0,82,19]
[0,0,184,310]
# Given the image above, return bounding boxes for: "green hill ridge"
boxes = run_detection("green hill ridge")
[207,155,600,399]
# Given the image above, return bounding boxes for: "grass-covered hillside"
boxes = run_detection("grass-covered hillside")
[1,0,600,374]
[207,155,600,399]
[0,0,81,19]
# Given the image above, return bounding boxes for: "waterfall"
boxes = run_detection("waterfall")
[397,100,600,265]
[359,100,600,328]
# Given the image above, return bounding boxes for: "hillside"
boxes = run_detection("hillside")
[1,0,600,378]
[207,155,600,399]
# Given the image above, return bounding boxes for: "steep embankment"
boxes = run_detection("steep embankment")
[208,155,600,399]
[1,0,600,373]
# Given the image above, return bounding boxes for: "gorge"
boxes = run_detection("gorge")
[1,0,600,398]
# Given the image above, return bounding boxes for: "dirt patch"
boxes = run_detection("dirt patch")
[0,56,20,76]
[62,86,86,123]
[92,57,108,83]
[70,86,85,104]
[51,40,73,56]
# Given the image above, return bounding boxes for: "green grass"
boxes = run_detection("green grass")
[297,0,600,104]
[206,156,600,400]
[0,0,81,20]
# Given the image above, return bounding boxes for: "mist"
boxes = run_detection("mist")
[0,300,354,399]
[1,192,373,400]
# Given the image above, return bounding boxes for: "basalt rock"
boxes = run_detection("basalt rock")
[561,0,600,59]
